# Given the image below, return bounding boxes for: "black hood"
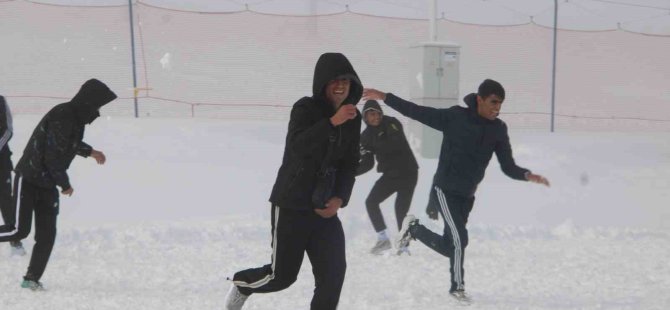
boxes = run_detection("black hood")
[312,53,363,106]
[71,79,117,124]
[362,100,383,126]
[463,93,477,110]
[362,100,383,114]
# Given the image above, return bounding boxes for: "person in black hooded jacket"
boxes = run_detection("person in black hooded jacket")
[363,79,549,303]
[0,79,116,290]
[356,99,418,255]
[225,53,362,310]
[0,96,17,252]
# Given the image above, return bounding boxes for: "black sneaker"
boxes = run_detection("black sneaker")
[10,241,26,256]
[396,215,418,250]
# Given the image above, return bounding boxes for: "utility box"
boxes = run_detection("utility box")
[407,42,461,158]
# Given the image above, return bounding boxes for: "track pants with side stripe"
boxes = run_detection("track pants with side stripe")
[0,176,59,282]
[412,185,474,292]
[232,205,346,310]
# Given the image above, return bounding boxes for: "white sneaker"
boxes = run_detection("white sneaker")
[370,239,392,255]
[395,246,411,256]
[10,241,26,256]
[224,284,249,310]
[450,290,472,305]
[396,215,418,250]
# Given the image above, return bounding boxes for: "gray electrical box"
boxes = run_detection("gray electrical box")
[408,42,461,158]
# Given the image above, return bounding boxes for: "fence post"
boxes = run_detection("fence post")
[128,0,139,118]
[551,0,558,132]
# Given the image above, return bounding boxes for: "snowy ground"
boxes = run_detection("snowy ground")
[1,116,669,309]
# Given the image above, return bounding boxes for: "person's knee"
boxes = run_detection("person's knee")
[16,224,31,240]
[35,228,57,244]
[365,196,380,208]
[272,272,299,290]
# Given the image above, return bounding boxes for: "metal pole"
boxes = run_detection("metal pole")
[551,0,558,132]
[429,0,437,41]
[128,0,139,118]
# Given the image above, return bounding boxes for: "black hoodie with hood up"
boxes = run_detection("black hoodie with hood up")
[357,100,418,176]
[15,79,117,190]
[269,53,363,210]
[384,92,529,197]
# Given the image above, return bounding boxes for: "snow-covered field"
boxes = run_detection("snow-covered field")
[1,116,668,309]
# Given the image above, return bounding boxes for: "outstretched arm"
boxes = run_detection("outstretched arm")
[363,88,450,131]
[495,123,550,187]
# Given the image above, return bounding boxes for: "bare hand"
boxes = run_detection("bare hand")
[314,197,342,218]
[527,173,550,187]
[330,104,357,126]
[426,205,438,220]
[362,88,387,101]
[62,187,74,197]
[91,150,106,165]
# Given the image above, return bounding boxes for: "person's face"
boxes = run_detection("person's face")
[325,78,351,108]
[364,110,382,127]
[477,94,503,120]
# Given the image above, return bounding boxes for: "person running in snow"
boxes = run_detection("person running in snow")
[224,53,362,310]
[0,96,21,255]
[0,79,116,291]
[363,79,550,303]
[356,99,418,255]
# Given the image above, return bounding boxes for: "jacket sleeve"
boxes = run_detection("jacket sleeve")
[286,100,334,157]
[333,112,362,208]
[76,141,93,157]
[495,122,530,181]
[0,97,12,150]
[384,93,450,131]
[44,118,74,190]
[356,130,374,176]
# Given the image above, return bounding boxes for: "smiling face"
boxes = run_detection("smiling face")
[364,109,382,127]
[325,78,351,108]
[477,94,503,120]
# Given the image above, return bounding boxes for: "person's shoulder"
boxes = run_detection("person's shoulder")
[47,103,76,121]
[293,96,314,107]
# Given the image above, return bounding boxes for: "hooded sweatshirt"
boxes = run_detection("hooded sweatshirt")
[269,53,363,210]
[383,92,529,197]
[15,79,117,190]
[357,100,418,176]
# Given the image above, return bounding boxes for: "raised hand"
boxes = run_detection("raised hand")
[362,88,387,101]
[330,104,357,126]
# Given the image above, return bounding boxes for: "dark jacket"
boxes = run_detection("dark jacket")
[0,96,13,164]
[357,100,418,176]
[269,53,363,210]
[384,92,529,197]
[15,79,117,190]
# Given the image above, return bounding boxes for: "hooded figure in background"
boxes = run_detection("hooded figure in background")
[0,96,14,246]
[0,79,116,291]
[226,53,362,310]
[357,99,418,256]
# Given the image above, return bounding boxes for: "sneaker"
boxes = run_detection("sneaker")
[21,280,45,291]
[395,246,411,256]
[10,241,26,256]
[450,289,472,305]
[396,215,418,250]
[224,284,249,310]
[370,239,392,255]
